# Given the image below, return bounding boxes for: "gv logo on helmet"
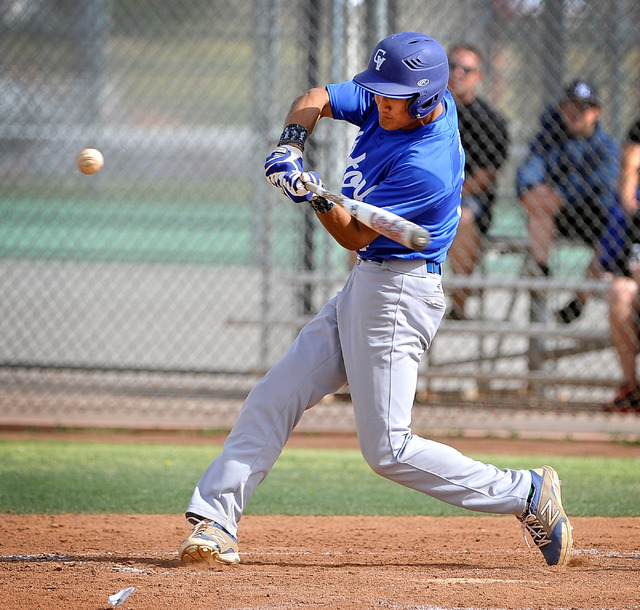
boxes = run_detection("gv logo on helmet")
[373,49,386,70]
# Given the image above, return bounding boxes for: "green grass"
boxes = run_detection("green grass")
[0,189,592,279]
[1,439,638,516]
[0,193,302,266]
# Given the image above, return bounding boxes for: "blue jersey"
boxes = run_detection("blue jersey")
[326,81,464,263]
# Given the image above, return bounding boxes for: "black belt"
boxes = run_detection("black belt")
[359,257,442,275]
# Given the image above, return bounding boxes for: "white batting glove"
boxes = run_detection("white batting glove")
[280,171,322,204]
[264,145,304,188]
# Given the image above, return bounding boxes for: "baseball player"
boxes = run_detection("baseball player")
[179,32,572,567]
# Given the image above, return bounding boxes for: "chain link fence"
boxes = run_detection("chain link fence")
[1,0,639,433]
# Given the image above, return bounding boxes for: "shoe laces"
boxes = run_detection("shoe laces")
[519,512,552,549]
[192,519,210,532]
[186,518,237,545]
[185,517,219,538]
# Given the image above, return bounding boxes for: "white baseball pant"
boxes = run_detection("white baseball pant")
[187,257,532,536]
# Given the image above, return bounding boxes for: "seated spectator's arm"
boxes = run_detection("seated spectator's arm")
[591,137,622,212]
[516,145,547,197]
[463,167,497,196]
[619,139,640,217]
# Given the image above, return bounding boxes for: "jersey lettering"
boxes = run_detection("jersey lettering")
[343,170,376,201]
[343,151,376,200]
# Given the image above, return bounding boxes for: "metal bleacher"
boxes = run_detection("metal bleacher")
[425,231,613,408]
[234,203,617,411]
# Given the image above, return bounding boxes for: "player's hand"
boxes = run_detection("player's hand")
[264,145,304,188]
[280,170,322,204]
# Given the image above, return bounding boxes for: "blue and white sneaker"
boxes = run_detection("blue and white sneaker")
[517,465,573,566]
[179,519,240,565]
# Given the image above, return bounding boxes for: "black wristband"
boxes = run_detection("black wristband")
[309,196,335,214]
[278,123,308,150]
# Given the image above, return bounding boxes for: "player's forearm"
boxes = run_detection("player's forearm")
[314,205,379,251]
[282,87,333,145]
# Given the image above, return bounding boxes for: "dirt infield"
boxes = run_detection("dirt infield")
[1,431,640,609]
[2,514,639,609]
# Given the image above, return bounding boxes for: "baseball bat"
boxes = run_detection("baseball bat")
[301,174,430,251]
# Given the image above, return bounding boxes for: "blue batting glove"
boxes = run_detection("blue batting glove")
[281,170,322,204]
[264,145,304,188]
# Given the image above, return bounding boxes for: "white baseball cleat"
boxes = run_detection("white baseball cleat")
[179,519,240,565]
[517,465,573,566]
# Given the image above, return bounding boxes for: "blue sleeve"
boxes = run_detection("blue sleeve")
[326,81,376,126]
[591,134,620,209]
[516,135,548,196]
[516,107,560,197]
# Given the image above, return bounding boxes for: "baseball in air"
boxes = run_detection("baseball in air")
[76,148,104,175]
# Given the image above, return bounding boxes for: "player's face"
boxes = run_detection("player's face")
[374,95,424,131]
[559,100,602,138]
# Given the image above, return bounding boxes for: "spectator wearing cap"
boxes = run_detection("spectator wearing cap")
[516,79,620,323]
[446,43,510,320]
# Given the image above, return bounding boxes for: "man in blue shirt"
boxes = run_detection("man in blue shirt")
[178,33,572,568]
[517,80,620,322]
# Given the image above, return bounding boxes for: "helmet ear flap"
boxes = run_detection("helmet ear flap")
[405,95,418,116]
[408,92,437,119]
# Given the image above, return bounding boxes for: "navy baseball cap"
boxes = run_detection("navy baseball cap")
[564,79,601,106]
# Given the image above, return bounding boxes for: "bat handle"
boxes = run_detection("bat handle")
[300,172,325,196]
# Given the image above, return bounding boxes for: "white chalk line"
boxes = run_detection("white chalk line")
[2,547,639,566]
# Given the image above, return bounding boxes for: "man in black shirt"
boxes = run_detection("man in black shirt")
[446,43,510,320]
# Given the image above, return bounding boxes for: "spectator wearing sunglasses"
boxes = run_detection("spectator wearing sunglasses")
[446,43,510,320]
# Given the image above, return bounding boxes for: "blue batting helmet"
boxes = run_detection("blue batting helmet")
[353,32,449,119]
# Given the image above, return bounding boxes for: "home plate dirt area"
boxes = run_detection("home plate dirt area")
[3,514,640,609]
[1,434,639,609]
